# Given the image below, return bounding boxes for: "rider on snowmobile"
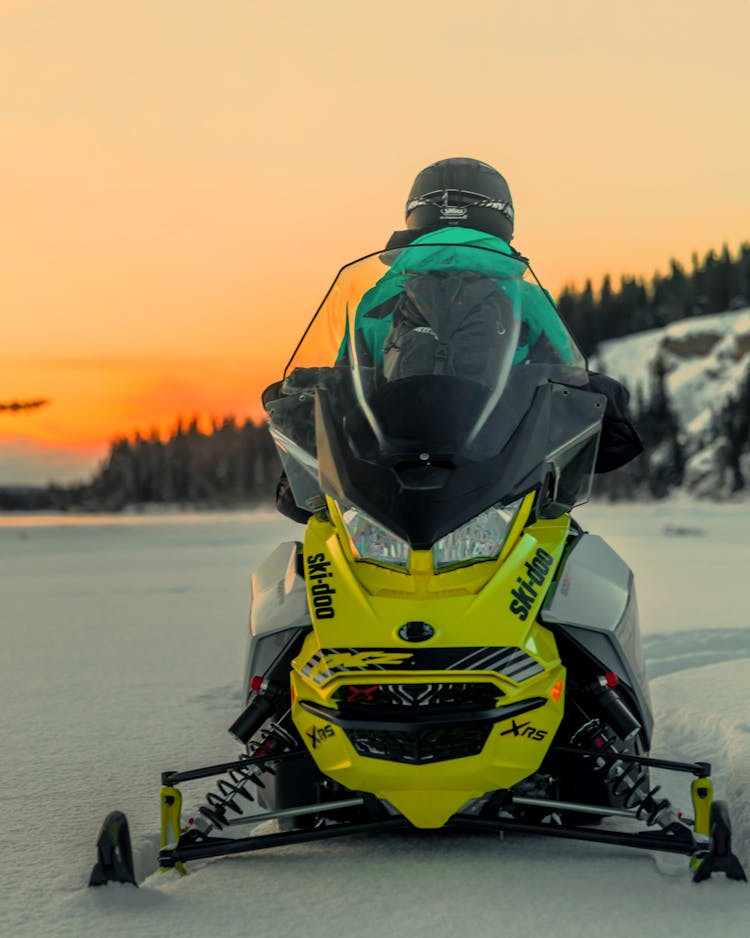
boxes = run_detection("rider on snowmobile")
[346,159,576,370]
[272,157,642,522]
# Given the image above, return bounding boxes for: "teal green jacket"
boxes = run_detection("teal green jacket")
[350,227,576,366]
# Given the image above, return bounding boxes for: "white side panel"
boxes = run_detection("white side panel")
[543,534,631,632]
[250,541,311,637]
[542,533,650,709]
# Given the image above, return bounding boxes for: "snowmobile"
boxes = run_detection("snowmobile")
[90,242,746,886]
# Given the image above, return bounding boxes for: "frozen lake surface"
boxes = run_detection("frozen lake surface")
[1,501,749,937]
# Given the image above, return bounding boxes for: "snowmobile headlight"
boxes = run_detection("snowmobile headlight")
[339,503,411,570]
[432,497,525,571]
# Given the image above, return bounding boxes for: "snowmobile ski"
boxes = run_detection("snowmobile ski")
[89,811,137,887]
[690,802,747,883]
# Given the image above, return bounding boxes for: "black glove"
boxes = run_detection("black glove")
[587,372,644,473]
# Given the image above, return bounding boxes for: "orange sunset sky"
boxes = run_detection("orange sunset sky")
[2,0,749,484]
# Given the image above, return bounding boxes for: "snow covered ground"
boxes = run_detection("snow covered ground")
[2,502,749,937]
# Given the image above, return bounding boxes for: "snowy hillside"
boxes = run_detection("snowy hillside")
[2,507,749,938]
[592,308,750,496]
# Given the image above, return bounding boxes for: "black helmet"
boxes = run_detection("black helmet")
[405,157,514,242]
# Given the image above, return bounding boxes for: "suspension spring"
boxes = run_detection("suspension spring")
[571,719,675,829]
[198,723,296,830]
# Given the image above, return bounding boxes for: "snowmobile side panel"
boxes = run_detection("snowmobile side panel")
[540,533,652,742]
[542,534,631,633]
[542,535,647,690]
[243,628,307,704]
[242,541,312,702]
[249,541,310,637]
[544,620,653,747]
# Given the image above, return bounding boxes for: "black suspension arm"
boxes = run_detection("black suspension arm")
[161,749,306,787]
[551,745,711,778]
[447,814,697,856]
[159,817,410,867]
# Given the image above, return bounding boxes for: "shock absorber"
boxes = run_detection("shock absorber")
[196,724,297,831]
[229,677,285,744]
[571,719,685,830]
[588,672,641,742]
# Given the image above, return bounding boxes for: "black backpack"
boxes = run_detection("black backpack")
[382,271,512,386]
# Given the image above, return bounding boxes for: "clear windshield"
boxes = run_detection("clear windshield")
[266,242,592,521]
